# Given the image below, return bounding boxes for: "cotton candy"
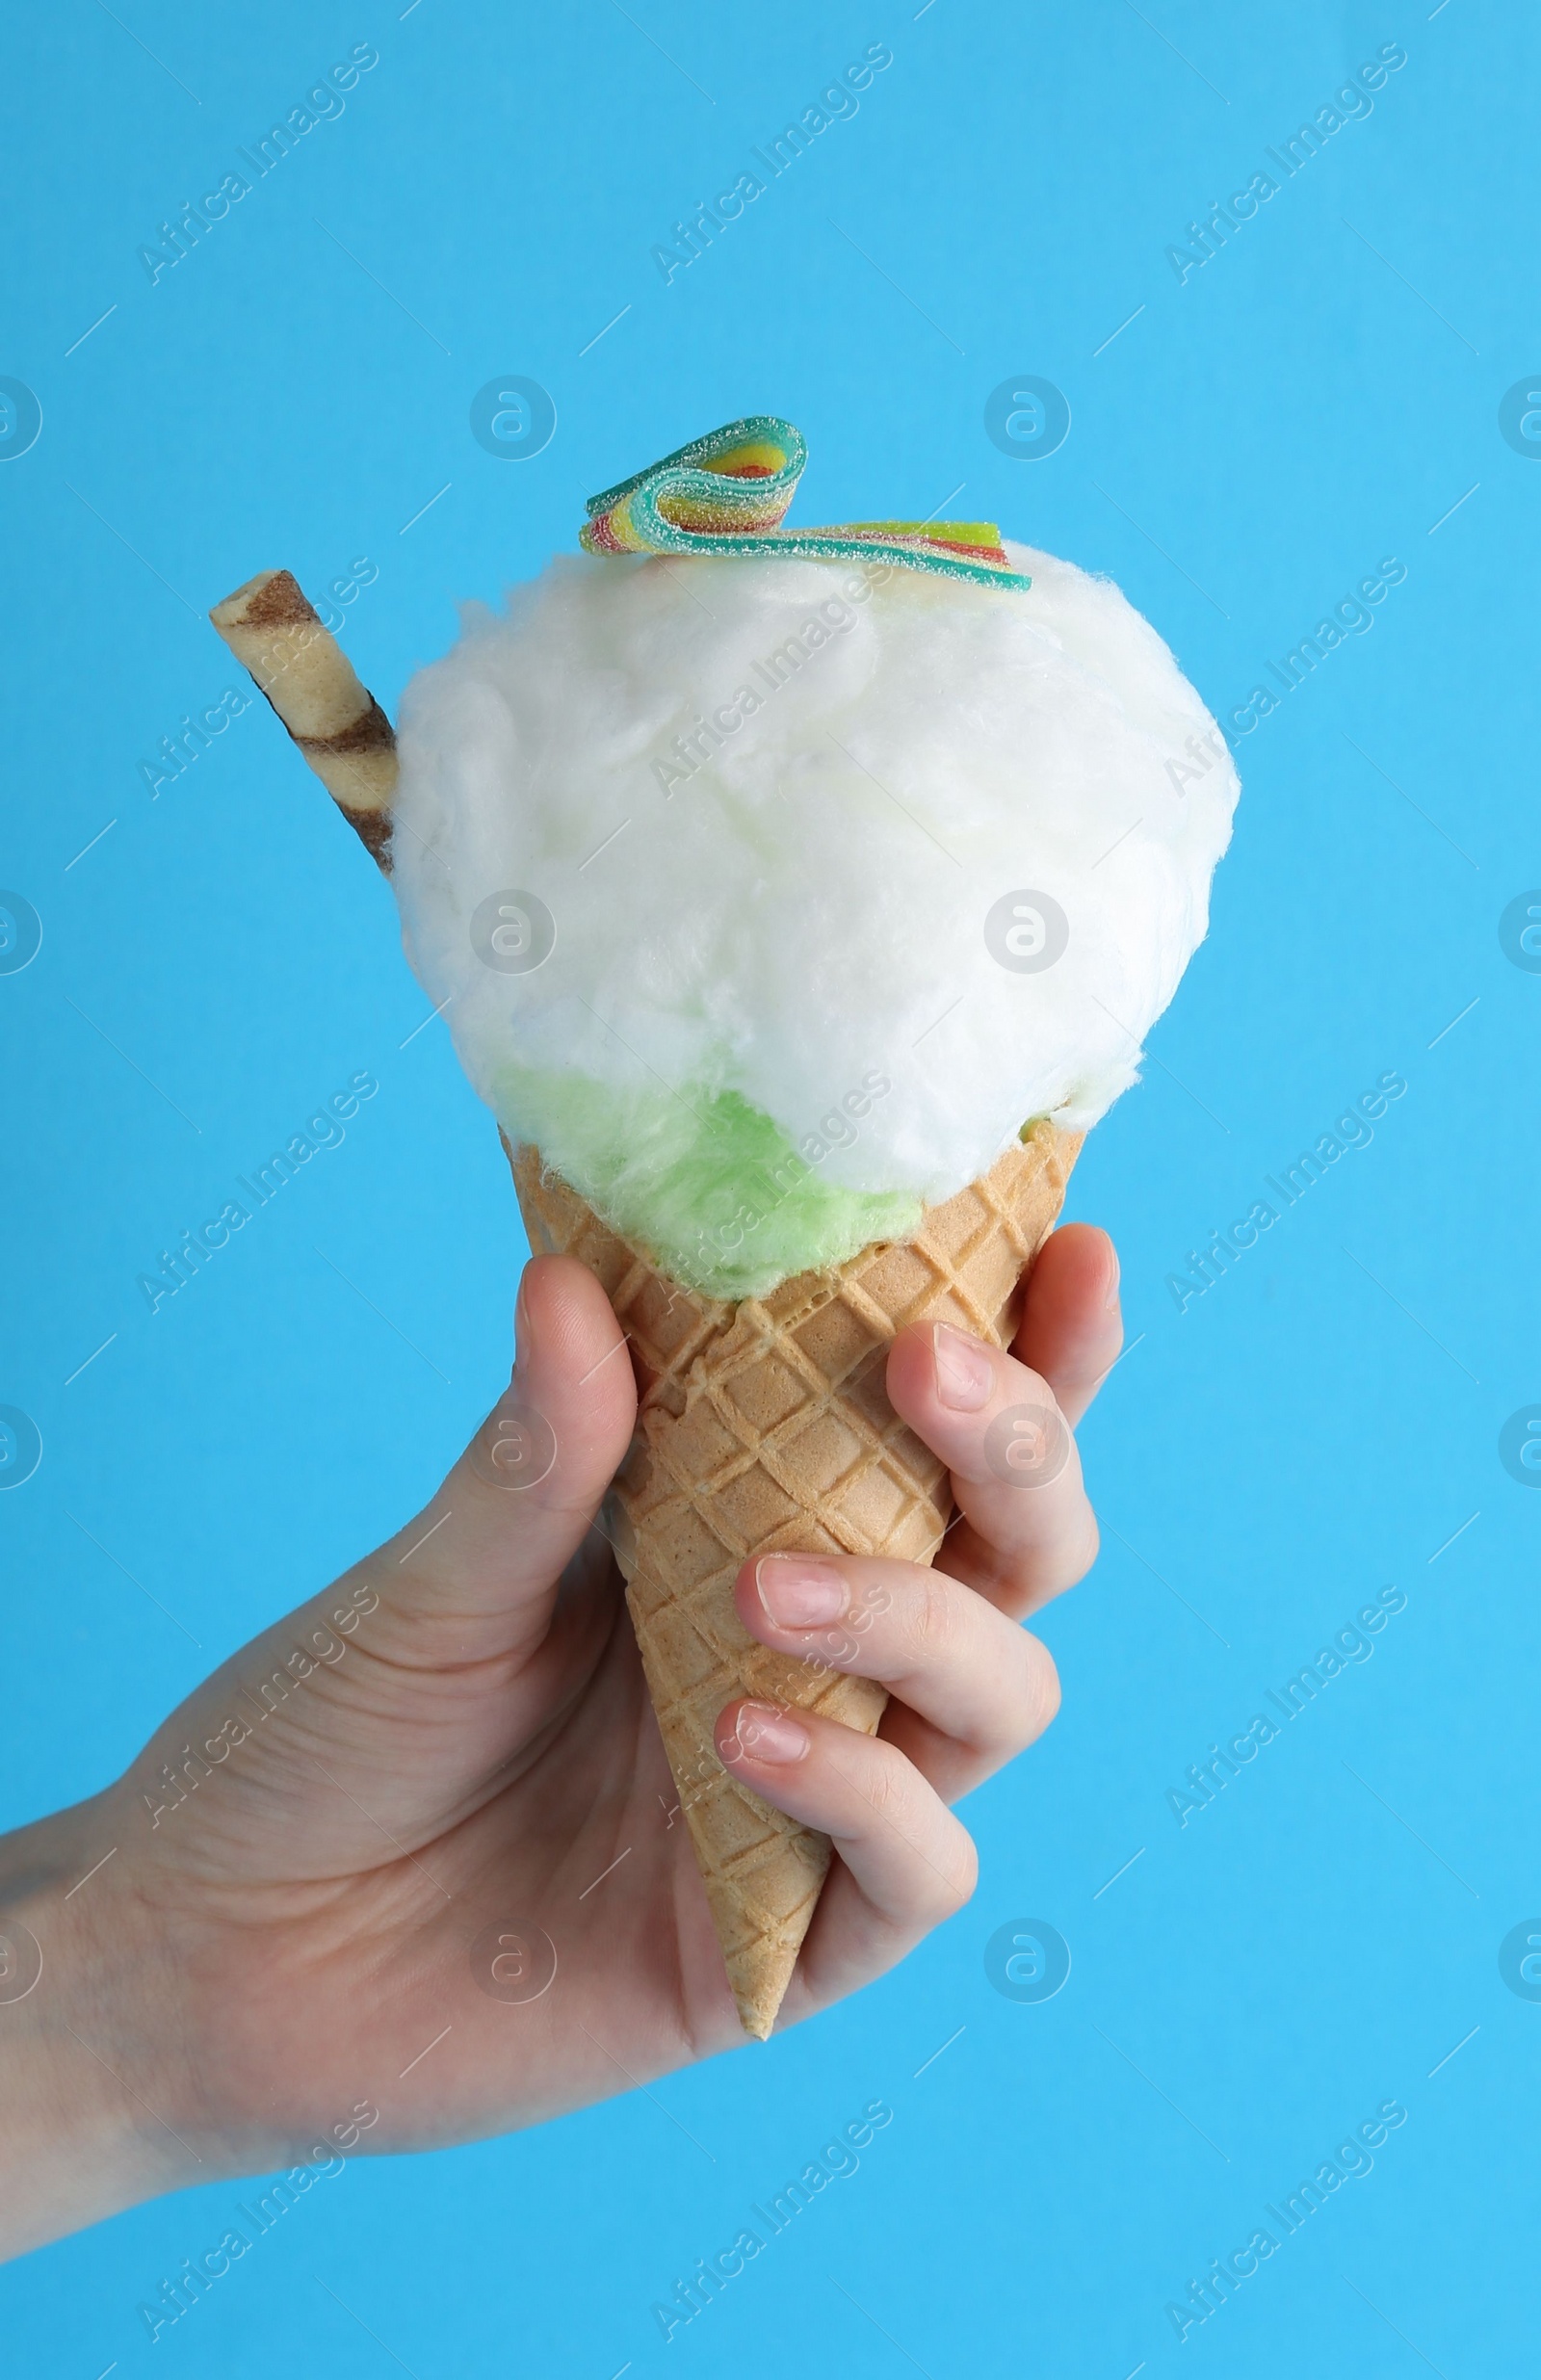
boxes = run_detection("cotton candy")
[389,539,1238,1295]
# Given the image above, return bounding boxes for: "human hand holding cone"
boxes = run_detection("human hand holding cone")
[212,418,1235,2038]
[211,565,1083,2037]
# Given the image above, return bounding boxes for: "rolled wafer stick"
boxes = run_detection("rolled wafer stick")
[210,568,397,870]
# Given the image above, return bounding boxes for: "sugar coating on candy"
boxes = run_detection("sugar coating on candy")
[389,540,1239,1297]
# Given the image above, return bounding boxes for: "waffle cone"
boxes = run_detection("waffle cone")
[509,1121,1081,2038]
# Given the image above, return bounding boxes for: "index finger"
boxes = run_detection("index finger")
[1012,1221,1123,1427]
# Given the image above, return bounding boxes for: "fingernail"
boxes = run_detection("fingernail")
[733,1702,810,1765]
[933,1322,994,1411]
[1103,1244,1122,1310]
[756,1556,848,1628]
[513,1272,535,1373]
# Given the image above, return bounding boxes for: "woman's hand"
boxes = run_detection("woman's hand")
[0,1223,1121,2258]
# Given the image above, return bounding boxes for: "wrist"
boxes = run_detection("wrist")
[0,1798,197,2260]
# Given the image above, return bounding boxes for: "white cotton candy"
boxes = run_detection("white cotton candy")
[388,539,1238,1279]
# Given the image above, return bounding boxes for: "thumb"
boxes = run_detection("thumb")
[364,1254,638,1655]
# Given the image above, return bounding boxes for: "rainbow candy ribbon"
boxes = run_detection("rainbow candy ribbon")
[580,416,1030,591]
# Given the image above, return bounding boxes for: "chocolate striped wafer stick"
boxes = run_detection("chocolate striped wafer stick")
[210,568,397,869]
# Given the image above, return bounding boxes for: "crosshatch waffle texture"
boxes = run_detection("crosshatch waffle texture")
[509,1119,1082,2038]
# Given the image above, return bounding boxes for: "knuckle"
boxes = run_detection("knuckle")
[927,1832,979,1922]
[1005,1355,1055,1406]
[983,1640,1059,1762]
[1024,1635,1061,1736]
[862,1749,913,1829]
[859,1750,977,1926]
[1065,1506,1100,1586]
[907,1571,962,1661]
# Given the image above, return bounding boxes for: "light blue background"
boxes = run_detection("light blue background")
[3,2,1537,2370]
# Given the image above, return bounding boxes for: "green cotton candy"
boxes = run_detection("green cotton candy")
[494,1060,922,1300]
